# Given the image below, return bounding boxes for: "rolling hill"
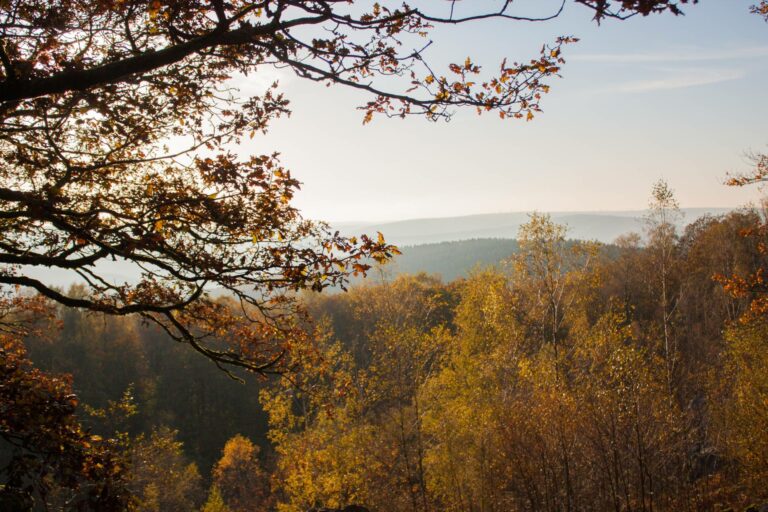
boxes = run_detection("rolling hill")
[335,208,732,246]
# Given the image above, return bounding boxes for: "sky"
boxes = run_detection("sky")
[232,0,768,223]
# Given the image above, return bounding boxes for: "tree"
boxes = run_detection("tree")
[676,212,759,371]
[505,216,599,512]
[511,213,598,360]
[261,328,374,512]
[419,270,523,512]
[0,333,130,511]
[126,426,204,512]
[0,0,694,372]
[644,179,683,390]
[720,152,768,319]
[211,434,272,512]
[202,486,233,512]
[263,277,454,512]
[571,313,689,511]
[712,319,768,502]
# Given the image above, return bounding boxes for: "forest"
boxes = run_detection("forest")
[1,0,768,511]
[4,181,768,511]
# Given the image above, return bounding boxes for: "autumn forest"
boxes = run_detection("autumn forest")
[1,1,768,511]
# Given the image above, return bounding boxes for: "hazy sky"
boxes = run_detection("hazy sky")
[233,1,768,222]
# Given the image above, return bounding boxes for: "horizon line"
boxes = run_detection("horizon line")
[323,205,741,226]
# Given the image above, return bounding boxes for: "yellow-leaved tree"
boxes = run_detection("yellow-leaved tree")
[711,319,768,501]
[210,434,272,512]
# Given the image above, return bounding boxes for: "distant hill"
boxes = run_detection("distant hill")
[335,208,733,246]
[358,208,737,281]
[385,238,520,282]
[381,237,622,282]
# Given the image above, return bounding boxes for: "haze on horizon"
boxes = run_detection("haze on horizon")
[231,0,768,223]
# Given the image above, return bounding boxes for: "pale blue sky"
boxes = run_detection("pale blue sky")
[236,1,768,222]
